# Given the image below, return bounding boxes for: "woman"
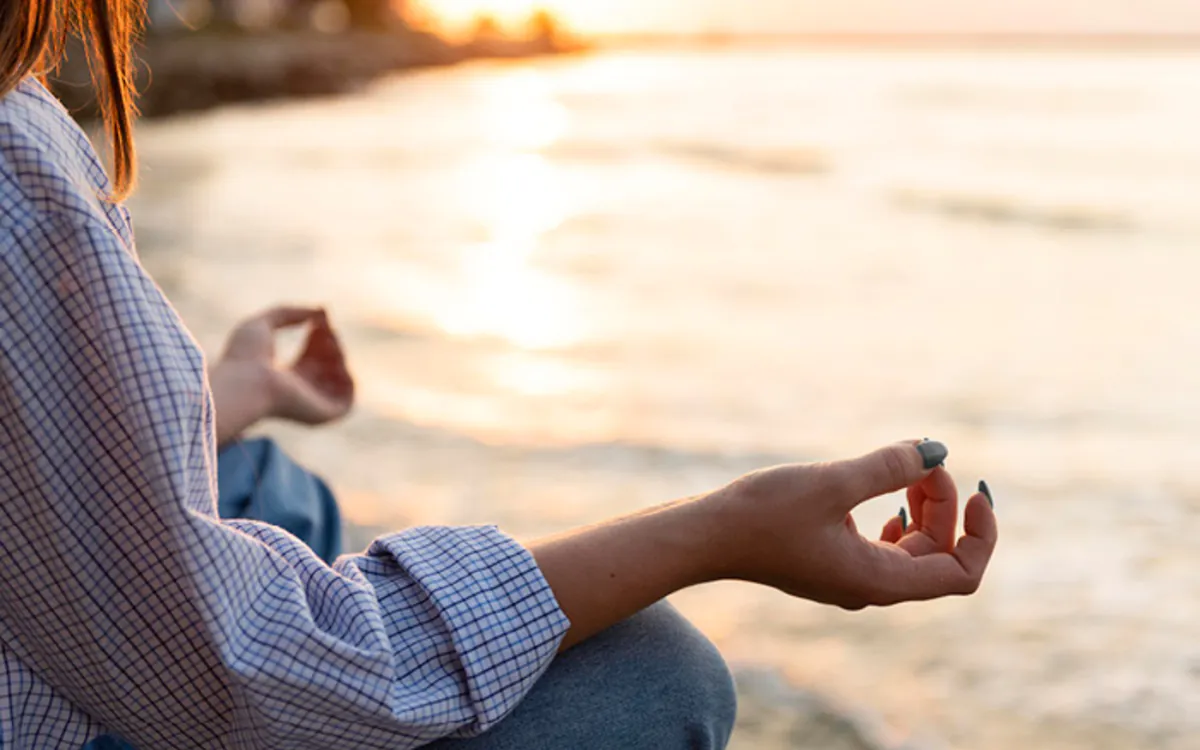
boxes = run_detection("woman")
[0,3,998,749]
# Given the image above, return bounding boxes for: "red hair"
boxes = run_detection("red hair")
[0,1,143,198]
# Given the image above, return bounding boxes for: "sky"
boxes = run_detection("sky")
[417,0,1200,35]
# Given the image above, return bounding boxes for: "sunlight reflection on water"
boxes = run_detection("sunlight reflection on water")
[130,47,1200,750]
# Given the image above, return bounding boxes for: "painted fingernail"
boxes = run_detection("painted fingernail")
[899,507,908,532]
[978,480,994,509]
[916,440,948,469]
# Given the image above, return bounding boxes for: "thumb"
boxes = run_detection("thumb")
[832,440,948,509]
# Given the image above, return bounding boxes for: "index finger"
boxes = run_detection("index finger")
[864,492,998,605]
[900,466,958,555]
[261,306,322,330]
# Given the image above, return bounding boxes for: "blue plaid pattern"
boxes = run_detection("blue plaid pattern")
[0,79,569,749]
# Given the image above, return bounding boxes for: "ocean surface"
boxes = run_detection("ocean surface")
[128,45,1200,749]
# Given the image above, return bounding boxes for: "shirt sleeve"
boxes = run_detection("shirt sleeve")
[0,203,569,748]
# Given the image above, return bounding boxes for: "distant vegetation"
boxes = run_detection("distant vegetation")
[54,2,584,119]
[146,0,576,46]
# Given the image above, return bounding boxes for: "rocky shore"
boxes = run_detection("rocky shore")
[51,29,584,119]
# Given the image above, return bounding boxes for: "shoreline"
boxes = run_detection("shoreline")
[51,29,586,119]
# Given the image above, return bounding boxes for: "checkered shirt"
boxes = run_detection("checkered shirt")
[0,78,568,750]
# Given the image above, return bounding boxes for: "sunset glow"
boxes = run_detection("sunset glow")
[412,0,614,35]
[428,68,584,351]
[414,0,1200,35]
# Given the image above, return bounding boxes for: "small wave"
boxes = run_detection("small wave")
[541,141,638,162]
[658,140,830,176]
[355,317,440,342]
[340,410,794,473]
[893,188,1134,233]
[542,139,830,177]
[732,667,932,750]
[898,85,1141,115]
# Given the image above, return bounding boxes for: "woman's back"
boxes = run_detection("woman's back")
[0,76,573,750]
[0,76,223,747]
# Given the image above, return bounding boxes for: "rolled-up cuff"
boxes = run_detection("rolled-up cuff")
[367,526,570,732]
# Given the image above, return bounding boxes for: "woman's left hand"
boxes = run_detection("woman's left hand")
[209,306,355,446]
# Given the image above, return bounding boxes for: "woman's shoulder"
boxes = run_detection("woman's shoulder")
[0,78,122,234]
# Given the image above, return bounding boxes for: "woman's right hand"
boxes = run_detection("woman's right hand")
[706,440,998,610]
[210,306,355,446]
[533,439,998,650]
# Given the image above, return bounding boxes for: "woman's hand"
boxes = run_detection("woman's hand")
[708,441,997,610]
[209,306,355,447]
[531,440,998,650]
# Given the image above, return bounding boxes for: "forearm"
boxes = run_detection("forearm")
[207,361,273,447]
[529,494,730,651]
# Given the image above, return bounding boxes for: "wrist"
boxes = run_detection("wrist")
[209,359,275,446]
[678,490,746,585]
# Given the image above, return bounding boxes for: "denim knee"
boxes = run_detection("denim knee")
[424,600,738,750]
[620,601,738,749]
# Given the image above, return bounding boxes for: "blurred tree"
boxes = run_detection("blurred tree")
[344,0,399,29]
[528,8,558,45]
[305,0,352,32]
[471,13,502,41]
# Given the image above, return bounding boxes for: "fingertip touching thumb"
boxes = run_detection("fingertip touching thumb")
[839,439,948,506]
[916,439,948,470]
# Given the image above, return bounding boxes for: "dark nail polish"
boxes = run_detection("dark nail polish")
[898,507,908,532]
[916,440,948,469]
[978,480,994,509]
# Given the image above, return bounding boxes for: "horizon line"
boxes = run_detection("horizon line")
[582,31,1200,49]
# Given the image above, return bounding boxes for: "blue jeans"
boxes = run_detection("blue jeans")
[85,603,735,750]
[216,437,342,563]
[86,442,736,749]
[426,601,737,750]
